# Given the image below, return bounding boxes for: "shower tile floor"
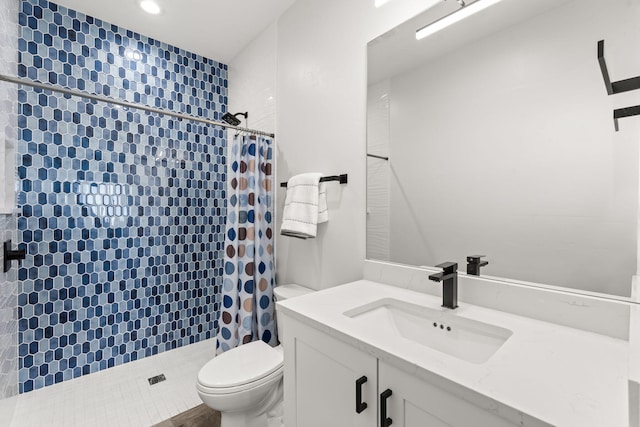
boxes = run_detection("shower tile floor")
[0,338,216,426]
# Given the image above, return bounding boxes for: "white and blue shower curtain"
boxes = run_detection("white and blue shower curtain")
[216,134,277,354]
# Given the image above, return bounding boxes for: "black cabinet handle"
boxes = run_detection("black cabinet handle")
[380,388,393,426]
[355,376,368,414]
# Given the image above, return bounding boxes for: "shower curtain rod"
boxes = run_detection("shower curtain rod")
[0,73,275,138]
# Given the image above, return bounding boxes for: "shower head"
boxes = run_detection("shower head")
[221,111,248,127]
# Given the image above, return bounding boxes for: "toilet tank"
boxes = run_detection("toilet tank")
[274,284,314,344]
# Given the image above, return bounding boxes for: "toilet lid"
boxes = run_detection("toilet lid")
[198,340,284,388]
[273,284,314,301]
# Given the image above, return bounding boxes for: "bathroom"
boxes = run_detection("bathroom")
[0,0,639,425]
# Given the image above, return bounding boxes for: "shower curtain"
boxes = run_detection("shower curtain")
[216,134,277,354]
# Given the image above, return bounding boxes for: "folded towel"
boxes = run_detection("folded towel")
[281,173,329,239]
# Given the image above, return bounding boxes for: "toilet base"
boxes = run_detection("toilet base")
[213,379,283,427]
[220,405,283,427]
[221,411,268,427]
[219,399,283,427]
[265,399,284,427]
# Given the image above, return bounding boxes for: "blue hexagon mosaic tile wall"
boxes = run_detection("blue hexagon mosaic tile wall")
[16,0,228,393]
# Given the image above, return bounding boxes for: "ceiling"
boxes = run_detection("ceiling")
[52,0,296,64]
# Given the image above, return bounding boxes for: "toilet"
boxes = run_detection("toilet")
[196,284,314,427]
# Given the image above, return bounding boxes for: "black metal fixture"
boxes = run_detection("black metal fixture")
[614,105,640,132]
[428,262,458,309]
[466,255,488,276]
[597,40,640,131]
[380,389,393,427]
[597,40,640,95]
[147,373,167,386]
[367,153,389,161]
[280,174,348,188]
[220,111,248,127]
[355,376,368,414]
[4,240,26,273]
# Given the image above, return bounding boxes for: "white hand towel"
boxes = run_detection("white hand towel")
[281,173,329,239]
[317,182,328,224]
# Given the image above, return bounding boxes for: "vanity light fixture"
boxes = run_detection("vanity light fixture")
[139,0,161,15]
[416,0,502,40]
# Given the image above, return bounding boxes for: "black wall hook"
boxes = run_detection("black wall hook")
[4,240,26,273]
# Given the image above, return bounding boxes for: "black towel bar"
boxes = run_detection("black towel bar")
[280,174,348,188]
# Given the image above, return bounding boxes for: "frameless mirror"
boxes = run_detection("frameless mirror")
[366,0,640,298]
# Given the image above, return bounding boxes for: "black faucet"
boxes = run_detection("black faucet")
[428,262,458,309]
[466,255,488,276]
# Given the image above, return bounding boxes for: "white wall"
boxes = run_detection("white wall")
[231,0,640,294]
[366,79,390,260]
[228,23,278,136]
[385,0,640,296]
[274,0,439,290]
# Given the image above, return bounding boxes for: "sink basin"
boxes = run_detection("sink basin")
[344,298,512,364]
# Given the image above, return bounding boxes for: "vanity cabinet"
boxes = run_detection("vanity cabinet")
[282,314,532,427]
[379,362,517,427]
[282,316,377,427]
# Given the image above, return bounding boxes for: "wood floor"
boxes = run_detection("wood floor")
[152,404,221,427]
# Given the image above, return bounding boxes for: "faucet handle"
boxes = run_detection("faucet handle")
[435,261,458,273]
[466,255,488,276]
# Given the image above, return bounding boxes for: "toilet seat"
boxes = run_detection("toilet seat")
[197,341,284,395]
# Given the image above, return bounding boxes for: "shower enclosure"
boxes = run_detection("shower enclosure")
[0,0,272,402]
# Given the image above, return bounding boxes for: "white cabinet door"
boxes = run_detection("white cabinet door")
[282,315,377,427]
[379,361,522,427]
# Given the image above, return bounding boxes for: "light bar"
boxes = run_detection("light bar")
[416,0,503,40]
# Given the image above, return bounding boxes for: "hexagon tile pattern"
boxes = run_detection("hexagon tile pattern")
[17,0,228,393]
[0,0,19,401]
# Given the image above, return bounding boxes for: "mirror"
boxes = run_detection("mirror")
[366,0,640,298]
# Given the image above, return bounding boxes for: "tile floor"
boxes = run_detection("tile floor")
[0,338,216,426]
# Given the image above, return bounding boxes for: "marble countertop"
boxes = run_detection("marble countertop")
[277,280,629,427]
